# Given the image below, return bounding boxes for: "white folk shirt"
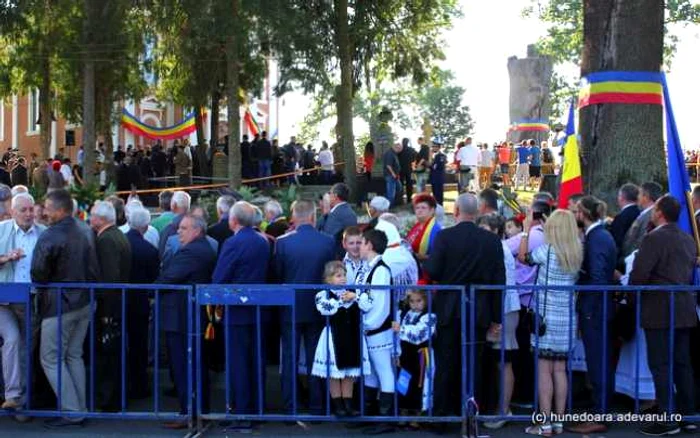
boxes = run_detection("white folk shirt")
[13,222,39,283]
[356,255,394,352]
[456,144,479,167]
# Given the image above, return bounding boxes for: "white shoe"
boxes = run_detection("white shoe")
[482,411,512,429]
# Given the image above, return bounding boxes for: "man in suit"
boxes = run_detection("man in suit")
[157,214,216,428]
[609,183,641,252]
[0,193,45,410]
[207,195,235,249]
[569,196,618,434]
[318,183,357,255]
[630,195,697,436]
[212,201,270,432]
[274,199,335,414]
[158,190,191,257]
[89,200,132,411]
[620,181,663,259]
[124,206,160,400]
[425,193,505,423]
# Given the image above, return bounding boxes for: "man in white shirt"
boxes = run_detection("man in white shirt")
[119,200,159,248]
[0,193,46,410]
[455,137,480,192]
[478,144,494,189]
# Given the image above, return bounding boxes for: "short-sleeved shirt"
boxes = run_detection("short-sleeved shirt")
[480,149,493,167]
[530,146,542,166]
[516,146,530,164]
[497,146,511,164]
[382,149,401,177]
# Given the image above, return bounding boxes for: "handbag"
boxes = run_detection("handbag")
[527,246,551,337]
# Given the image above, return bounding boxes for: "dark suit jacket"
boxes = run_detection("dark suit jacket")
[266,217,289,238]
[274,224,336,323]
[126,229,160,284]
[425,221,505,329]
[610,204,640,252]
[213,227,270,325]
[157,236,216,332]
[96,225,132,319]
[319,202,357,241]
[159,213,184,257]
[621,207,652,259]
[629,223,697,330]
[578,223,617,318]
[207,215,233,251]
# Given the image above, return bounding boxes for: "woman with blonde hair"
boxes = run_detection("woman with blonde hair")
[518,209,583,436]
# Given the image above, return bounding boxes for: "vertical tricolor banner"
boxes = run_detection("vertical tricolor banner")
[244,108,260,136]
[557,100,582,209]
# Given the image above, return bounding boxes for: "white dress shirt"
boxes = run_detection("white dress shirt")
[13,222,39,283]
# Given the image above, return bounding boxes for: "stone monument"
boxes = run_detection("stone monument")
[372,107,396,177]
[507,45,553,144]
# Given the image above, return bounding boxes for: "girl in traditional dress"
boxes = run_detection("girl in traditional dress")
[393,290,437,428]
[312,261,371,417]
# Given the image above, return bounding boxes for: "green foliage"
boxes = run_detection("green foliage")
[271,184,298,217]
[69,181,113,211]
[524,0,700,119]
[237,185,260,202]
[195,192,219,226]
[417,72,474,149]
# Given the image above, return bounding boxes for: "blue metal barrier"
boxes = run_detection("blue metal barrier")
[0,282,194,423]
[193,283,467,431]
[471,284,700,426]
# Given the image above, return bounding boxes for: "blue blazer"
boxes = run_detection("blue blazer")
[213,227,270,325]
[319,203,357,240]
[274,224,335,323]
[157,236,216,332]
[578,223,618,318]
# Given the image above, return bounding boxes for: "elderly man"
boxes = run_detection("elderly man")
[158,190,191,257]
[212,201,270,431]
[207,195,235,248]
[367,196,390,229]
[151,190,175,233]
[162,206,218,266]
[0,193,45,410]
[119,200,159,248]
[158,214,216,428]
[425,193,505,428]
[274,199,335,415]
[32,189,99,428]
[124,206,160,400]
[262,200,289,238]
[90,200,132,412]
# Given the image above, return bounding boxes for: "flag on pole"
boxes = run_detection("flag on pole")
[557,100,583,209]
[661,73,694,235]
[244,108,260,136]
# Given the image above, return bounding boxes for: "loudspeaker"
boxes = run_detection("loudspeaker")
[65,130,75,146]
[539,174,559,198]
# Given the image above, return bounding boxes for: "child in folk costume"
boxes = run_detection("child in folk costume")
[356,229,396,434]
[392,290,437,426]
[311,261,372,417]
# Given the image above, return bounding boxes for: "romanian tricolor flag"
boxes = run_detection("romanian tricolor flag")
[244,108,260,136]
[578,71,663,109]
[121,108,197,140]
[558,100,583,209]
[509,120,550,132]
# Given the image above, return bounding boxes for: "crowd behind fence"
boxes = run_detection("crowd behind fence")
[0,282,696,434]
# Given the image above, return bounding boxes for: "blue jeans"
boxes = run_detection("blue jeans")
[258,160,272,185]
[385,176,398,205]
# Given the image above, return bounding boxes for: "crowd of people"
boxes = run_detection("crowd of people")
[0,135,697,437]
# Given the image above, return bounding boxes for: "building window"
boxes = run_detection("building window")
[27,89,40,135]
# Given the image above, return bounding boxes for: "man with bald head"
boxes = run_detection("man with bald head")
[425,193,505,428]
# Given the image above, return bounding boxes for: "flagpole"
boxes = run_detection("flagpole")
[684,191,700,257]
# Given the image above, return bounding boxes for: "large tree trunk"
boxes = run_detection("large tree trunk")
[39,59,52,160]
[335,0,357,199]
[96,87,115,186]
[82,0,96,185]
[580,0,665,208]
[226,0,242,189]
[194,106,206,148]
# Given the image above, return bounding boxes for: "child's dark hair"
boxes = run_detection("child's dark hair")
[323,260,346,283]
[505,217,524,231]
[362,229,388,254]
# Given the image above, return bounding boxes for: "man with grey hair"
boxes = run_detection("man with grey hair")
[207,195,235,247]
[158,213,216,427]
[274,199,336,415]
[151,190,175,232]
[368,196,391,229]
[163,206,218,266]
[119,200,159,248]
[263,200,289,238]
[158,190,191,257]
[0,192,45,410]
[89,200,132,412]
[425,193,505,427]
[212,201,271,428]
[10,185,28,197]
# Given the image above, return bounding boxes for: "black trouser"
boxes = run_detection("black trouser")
[400,173,413,203]
[645,328,696,417]
[97,318,123,410]
[433,319,485,416]
[512,306,534,404]
[690,322,700,407]
[127,295,150,397]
